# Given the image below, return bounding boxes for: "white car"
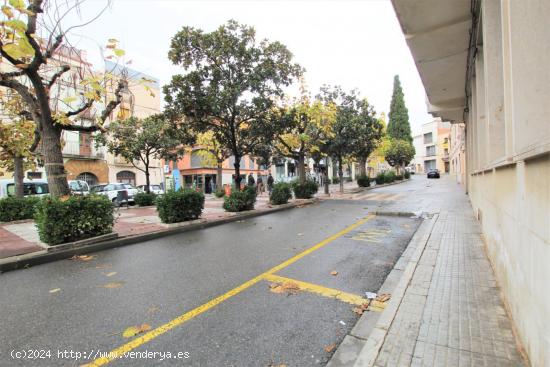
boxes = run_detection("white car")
[91,183,139,204]
[137,184,164,195]
[68,180,90,196]
[0,179,49,198]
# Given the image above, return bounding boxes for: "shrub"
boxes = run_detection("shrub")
[292,180,319,199]
[345,177,353,182]
[375,173,385,185]
[223,187,256,212]
[331,177,340,184]
[134,192,156,206]
[357,175,370,187]
[35,195,114,245]
[385,171,396,183]
[0,196,40,222]
[270,182,292,205]
[404,171,411,179]
[214,189,225,198]
[156,189,205,224]
[395,174,404,180]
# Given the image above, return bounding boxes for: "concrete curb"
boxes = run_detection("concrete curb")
[0,198,319,273]
[327,213,439,367]
[343,178,411,195]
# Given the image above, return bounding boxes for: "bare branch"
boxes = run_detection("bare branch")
[99,78,127,123]
[65,97,94,117]
[48,65,71,87]
[60,124,103,133]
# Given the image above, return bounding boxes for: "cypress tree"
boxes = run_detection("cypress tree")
[388,75,412,143]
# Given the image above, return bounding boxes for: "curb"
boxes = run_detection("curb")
[340,178,411,195]
[0,198,319,273]
[327,212,439,367]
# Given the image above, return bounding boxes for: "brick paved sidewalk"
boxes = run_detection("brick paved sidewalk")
[0,192,281,259]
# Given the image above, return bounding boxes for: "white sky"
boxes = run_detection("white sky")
[62,0,432,135]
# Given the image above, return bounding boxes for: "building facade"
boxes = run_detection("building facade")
[449,122,466,186]
[392,0,550,365]
[411,118,450,174]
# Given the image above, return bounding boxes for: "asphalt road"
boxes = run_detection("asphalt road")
[0,188,422,367]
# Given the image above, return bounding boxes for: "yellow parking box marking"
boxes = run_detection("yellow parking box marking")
[88,215,376,366]
[263,273,367,305]
[367,300,387,312]
[351,228,391,243]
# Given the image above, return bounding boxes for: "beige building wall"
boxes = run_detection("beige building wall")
[465,2,550,365]
[449,123,466,186]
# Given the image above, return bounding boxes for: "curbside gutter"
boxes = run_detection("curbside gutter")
[0,198,319,273]
[327,212,438,367]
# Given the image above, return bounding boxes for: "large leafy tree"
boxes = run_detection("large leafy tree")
[164,20,303,189]
[0,92,35,197]
[96,115,189,193]
[350,99,384,177]
[271,85,336,183]
[321,86,364,193]
[387,75,412,143]
[384,139,415,174]
[194,131,232,189]
[0,0,130,196]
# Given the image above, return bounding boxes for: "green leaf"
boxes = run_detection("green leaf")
[8,0,25,10]
[2,43,26,59]
[4,19,26,32]
[113,49,125,57]
[62,96,77,104]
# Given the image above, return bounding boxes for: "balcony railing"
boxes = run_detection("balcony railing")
[62,140,104,159]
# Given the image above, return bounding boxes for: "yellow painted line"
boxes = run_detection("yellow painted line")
[88,214,375,366]
[263,273,367,306]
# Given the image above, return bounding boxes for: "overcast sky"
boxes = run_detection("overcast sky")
[62,0,432,135]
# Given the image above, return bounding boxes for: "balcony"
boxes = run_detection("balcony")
[62,140,105,159]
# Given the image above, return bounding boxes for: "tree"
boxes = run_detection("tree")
[321,86,364,193]
[350,99,384,177]
[271,85,336,183]
[384,139,415,174]
[387,75,412,143]
[97,115,188,193]
[164,20,303,190]
[194,131,231,190]
[0,0,130,196]
[0,91,36,197]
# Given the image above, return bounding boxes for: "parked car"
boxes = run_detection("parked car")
[137,184,164,195]
[427,169,440,179]
[68,180,90,196]
[91,183,139,204]
[0,179,49,198]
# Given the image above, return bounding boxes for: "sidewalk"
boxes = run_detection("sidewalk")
[329,176,527,367]
[0,192,293,259]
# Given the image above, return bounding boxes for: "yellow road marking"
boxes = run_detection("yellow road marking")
[88,215,375,366]
[351,228,391,243]
[263,273,367,305]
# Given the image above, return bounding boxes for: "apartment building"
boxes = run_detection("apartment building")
[392,0,550,364]
[411,118,450,173]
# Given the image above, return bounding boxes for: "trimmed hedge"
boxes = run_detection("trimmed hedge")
[331,177,340,184]
[375,173,385,185]
[214,189,225,198]
[292,180,319,199]
[0,196,40,222]
[134,192,157,206]
[35,195,114,245]
[385,171,396,182]
[357,175,370,188]
[156,189,204,224]
[223,186,256,212]
[404,171,411,179]
[270,182,292,205]
[395,174,404,180]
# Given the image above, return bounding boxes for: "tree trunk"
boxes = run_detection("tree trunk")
[234,155,242,191]
[13,156,25,198]
[297,153,306,183]
[338,157,344,194]
[358,157,367,177]
[217,162,223,191]
[42,122,70,197]
[145,165,151,193]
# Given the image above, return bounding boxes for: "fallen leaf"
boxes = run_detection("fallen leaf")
[269,281,301,295]
[330,271,338,276]
[352,307,364,315]
[101,282,124,289]
[105,272,117,277]
[122,323,151,338]
[71,255,95,261]
[376,293,391,302]
[324,343,336,353]
[49,288,61,293]
[95,264,110,269]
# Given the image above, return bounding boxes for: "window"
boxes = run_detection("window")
[76,172,98,186]
[27,172,42,179]
[423,132,433,144]
[424,160,436,171]
[426,145,436,156]
[7,182,49,196]
[116,171,136,186]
